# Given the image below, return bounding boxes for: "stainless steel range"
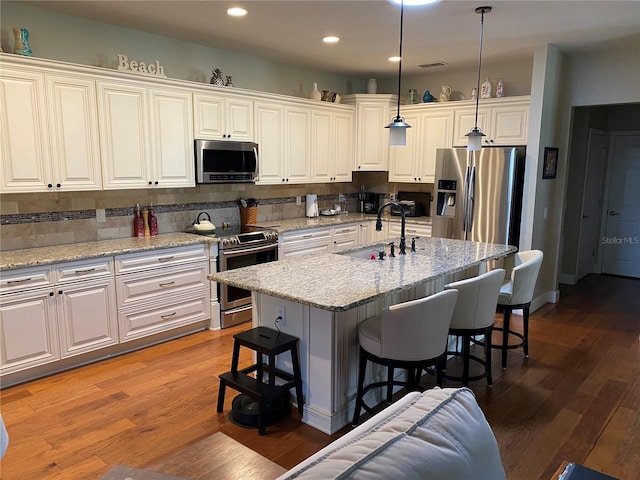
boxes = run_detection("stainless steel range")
[217,226,279,328]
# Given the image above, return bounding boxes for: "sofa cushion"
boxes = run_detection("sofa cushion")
[279,387,505,480]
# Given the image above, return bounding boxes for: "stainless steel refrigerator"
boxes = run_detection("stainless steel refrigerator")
[432,147,526,247]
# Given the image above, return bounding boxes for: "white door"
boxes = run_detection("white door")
[601,132,640,278]
[577,129,608,280]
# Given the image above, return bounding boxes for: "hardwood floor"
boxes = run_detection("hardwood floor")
[1,274,638,480]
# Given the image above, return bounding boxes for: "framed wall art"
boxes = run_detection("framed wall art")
[543,147,559,179]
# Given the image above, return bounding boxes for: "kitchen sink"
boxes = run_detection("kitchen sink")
[337,243,399,261]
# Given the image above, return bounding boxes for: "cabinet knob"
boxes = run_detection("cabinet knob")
[49,291,54,297]
[148,181,153,185]
[154,181,159,185]
[58,290,63,295]
[48,183,53,188]
[56,183,61,188]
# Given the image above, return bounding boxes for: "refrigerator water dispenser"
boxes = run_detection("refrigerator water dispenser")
[436,180,457,217]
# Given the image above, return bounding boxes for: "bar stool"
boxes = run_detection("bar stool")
[217,326,303,435]
[352,289,458,426]
[441,269,505,386]
[492,250,544,368]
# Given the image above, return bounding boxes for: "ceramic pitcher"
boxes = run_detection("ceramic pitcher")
[439,85,452,102]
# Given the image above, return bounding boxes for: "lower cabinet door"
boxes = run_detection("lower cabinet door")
[57,278,118,358]
[0,288,59,374]
[118,291,210,342]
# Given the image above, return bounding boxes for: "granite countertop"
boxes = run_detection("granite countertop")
[250,213,431,234]
[0,233,217,271]
[209,237,515,312]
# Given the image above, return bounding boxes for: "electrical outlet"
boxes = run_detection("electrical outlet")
[96,208,106,223]
[389,193,395,201]
[296,196,301,206]
[276,305,286,326]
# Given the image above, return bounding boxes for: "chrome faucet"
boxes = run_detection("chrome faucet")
[376,201,406,255]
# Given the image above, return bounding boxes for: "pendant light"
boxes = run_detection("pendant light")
[466,6,492,151]
[385,0,411,146]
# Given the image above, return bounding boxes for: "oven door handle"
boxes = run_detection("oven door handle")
[221,243,278,258]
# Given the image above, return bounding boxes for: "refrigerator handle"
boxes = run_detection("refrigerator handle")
[462,166,471,234]
[467,166,476,233]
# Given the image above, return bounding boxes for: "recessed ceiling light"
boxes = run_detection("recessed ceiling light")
[389,0,440,5]
[227,7,247,17]
[388,56,402,62]
[322,36,340,44]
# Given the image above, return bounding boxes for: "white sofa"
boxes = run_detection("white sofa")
[277,387,505,480]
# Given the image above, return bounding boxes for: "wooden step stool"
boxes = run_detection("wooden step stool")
[217,326,304,435]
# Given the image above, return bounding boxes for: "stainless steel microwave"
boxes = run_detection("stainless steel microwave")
[195,139,258,183]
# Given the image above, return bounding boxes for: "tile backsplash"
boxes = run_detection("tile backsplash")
[0,173,432,251]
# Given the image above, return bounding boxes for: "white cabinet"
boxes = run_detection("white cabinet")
[115,245,210,342]
[389,221,432,238]
[310,108,355,183]
[356,219,389,245]
[0,67,100,192]
[254,101,311,184]
[148,87,195,188]
[193,91,253,140]
[331,225,358,252]
[343,95,396,171]
[0,258,117,376]
[0,67,51,193]
[98,81,194,189]
[389,107,454,184]
[46,73,103,191]
[279,227,332,258]
[452,98,529,147]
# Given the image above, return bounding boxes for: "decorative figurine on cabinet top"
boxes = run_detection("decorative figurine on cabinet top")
[423,90,435,103]
[225,75,234,87]
[210,68,224,86]
[439,85,452,102]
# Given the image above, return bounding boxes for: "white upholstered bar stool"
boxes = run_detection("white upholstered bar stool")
[441,269,505,387]
[492,250,544,368]
[352,289,458,426]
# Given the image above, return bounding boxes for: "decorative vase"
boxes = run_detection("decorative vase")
[13,28,32,56]
[367,78,377,94]
[225,75,234,87]
[407,89,417,104]
[309,82,322,100]
[471,87,477,100]
[333,93,341,104]
[496,78,505,98]
[439,85,452,102]
[480,76,493,99]
[422,90,435,103]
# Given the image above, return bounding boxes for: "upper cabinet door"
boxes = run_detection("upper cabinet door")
[285,106,311,183]
[355,100,390,171]
[193,92,253,141]
[418,110,454,183]
[46,74,102,191]
[148,87,195,188]
[388,112,420,183]
[452,106,490,147]
[0,67,52,192]
[254,101,285,184]
[98,81,151,189]
[332,110,354,182]
[490,102,529,145]
[310,109,332,182]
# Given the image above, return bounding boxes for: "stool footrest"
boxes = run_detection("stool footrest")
[219,371,295,398]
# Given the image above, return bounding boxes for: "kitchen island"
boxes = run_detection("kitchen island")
[209,237,515,434]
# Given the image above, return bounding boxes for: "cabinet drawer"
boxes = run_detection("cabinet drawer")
[55,258,114,284]
[390,222,432,237]
[281,227,331,243]
[0,266,53,294]
[332,225,358,237]
[115,245,207,274]
[118,292,210,342]
[116,262,208,308]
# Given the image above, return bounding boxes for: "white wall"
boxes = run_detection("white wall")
[0,1,366,97]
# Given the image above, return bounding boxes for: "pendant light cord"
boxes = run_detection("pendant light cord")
[473,7,488,132]
[394,0,405,122]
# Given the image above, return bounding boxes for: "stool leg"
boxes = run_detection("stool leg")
[230,340,241,372]
[217,380,226,412]
[352,348,367,426]
[290,344,304,417]
[387,366,394,402]
[257,398,265,436]
[523,306,530,357]
[502,309,511,369]
[462,334,471,387]
[485,327,493,386]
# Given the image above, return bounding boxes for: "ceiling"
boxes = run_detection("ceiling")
[23,0,640,77]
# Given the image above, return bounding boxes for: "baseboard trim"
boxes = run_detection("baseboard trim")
[559,273,577,285]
